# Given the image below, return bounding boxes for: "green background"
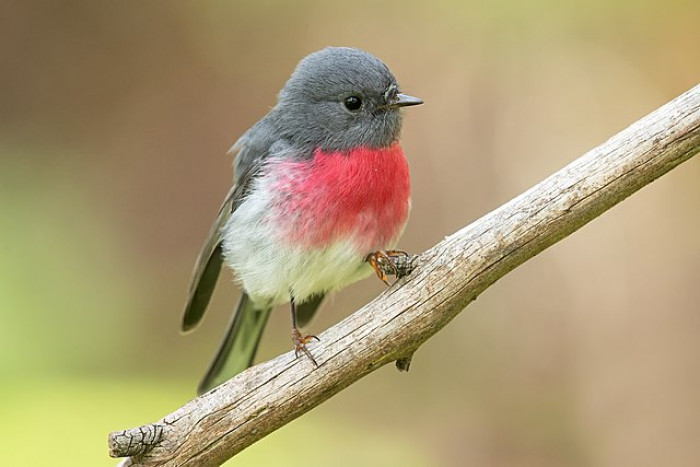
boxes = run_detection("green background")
[2,1,699,465]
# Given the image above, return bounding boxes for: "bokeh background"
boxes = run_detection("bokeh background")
[1,1,699,466]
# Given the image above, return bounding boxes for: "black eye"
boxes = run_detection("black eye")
[343,95,362,111]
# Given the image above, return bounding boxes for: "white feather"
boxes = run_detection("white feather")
[220,174,375,307]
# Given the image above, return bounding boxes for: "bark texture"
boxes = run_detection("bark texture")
[109,84,700,467]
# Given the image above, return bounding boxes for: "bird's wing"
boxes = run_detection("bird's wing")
[180,186,236,332]
[295,293,325,329]
[180,123,270,333]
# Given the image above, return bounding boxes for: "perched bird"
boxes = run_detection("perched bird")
[182,47,422,394]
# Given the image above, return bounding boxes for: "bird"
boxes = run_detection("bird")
[182,47,422,395]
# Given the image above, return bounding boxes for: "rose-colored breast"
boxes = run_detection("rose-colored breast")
[269,142,411,252]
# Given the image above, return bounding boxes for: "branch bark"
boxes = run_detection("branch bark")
[109,84,700,466]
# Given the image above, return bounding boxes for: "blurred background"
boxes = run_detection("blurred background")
[1,1,699,466]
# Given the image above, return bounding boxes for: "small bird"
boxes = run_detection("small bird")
[182,47,422,394]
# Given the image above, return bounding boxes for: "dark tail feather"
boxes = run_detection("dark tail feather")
[197,293,272,395]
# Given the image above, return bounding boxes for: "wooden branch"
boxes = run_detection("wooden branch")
[109,84,700,466]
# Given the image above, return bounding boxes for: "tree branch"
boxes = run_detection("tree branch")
[109,84,700,466]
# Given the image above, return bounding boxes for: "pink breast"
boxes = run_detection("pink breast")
[268,143,411,252]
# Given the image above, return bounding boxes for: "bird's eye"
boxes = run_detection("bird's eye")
[343,96,362,111]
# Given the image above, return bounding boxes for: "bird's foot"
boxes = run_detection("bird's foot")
[292,328,319,367]
[367,249,416,285]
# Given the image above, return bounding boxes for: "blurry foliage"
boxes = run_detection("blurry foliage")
[1,0,699,466]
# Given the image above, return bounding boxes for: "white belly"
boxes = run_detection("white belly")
[220,185,374,306]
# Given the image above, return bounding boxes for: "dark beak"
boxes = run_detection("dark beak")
[391,93,423,108]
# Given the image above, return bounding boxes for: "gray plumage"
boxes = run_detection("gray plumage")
[182,47,420,394]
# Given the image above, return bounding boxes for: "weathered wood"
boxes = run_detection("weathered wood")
[109,425,164,458]
[109,84,700,466]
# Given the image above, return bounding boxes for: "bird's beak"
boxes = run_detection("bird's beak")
[391,93,423,108]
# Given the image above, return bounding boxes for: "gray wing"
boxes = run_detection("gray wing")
[295,293,325,329]
[181,117,275,333]
[181,185,237,332]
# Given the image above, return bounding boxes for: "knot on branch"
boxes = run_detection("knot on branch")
[108,423,164,458]
[103,81,700,467]
[395,352,415,371]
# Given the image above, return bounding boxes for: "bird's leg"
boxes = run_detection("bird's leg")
[366,250,416,285]
[290,295,319,367]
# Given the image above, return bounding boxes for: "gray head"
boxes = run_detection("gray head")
[274,47,422,153]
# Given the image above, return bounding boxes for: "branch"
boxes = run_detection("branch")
[109,84,700,466]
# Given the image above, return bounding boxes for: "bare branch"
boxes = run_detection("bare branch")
[109,84,700,466]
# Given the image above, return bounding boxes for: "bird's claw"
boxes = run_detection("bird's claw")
[292,328,319,367]
[367,250,416,285]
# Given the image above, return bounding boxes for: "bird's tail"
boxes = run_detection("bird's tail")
[197,293,272,395]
